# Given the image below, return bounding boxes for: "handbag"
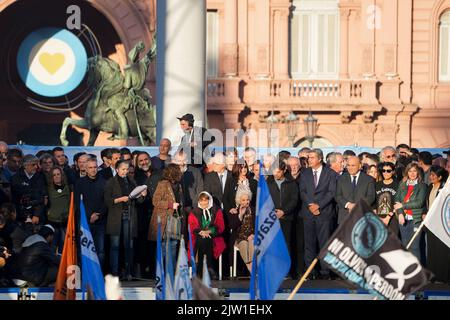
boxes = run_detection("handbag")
[164,208,182,240]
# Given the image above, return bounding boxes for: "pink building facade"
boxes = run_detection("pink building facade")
[205,0,450,148]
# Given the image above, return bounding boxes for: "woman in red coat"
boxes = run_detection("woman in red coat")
[188,191,226,278]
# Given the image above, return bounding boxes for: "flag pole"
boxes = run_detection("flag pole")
[406,220,426,250]
[287,258,318,300]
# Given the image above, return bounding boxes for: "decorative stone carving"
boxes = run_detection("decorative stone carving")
[375,124,399,137]
[223,44,238,76]
[341,111,352,124]
[363,111,374,123]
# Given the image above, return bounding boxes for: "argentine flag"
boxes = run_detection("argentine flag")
[250,168,291,300]
[80,196,106,300]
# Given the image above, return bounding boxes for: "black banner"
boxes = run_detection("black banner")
[319,200,431,300]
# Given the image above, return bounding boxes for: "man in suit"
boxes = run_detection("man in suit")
[177,113,215,167]
[335,156,376,224]
[267,160,299,272]
[204,153,233,210]
[98,148,121,181]
[299,149,337,279]
[172,151,204,237]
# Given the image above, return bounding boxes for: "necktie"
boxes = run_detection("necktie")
[352,175,357,190]
[220,173,224,191]
[313,170,318,188]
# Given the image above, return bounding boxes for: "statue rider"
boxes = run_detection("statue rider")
[113,37,156,140]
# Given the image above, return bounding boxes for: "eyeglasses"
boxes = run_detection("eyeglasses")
[382,169,393,173]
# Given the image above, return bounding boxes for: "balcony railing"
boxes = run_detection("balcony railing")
[206,78,381,111]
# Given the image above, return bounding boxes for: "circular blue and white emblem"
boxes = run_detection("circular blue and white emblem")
[351,212,388,258]
[442,194,450,237]
[17,27,87,97]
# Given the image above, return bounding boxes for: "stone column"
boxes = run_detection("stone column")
[223,0,238,77]
[156,0,206,145]
[272,7,290,79]
[237,0,249,77]
[339,8,350,79]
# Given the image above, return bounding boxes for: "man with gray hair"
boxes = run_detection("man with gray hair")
[326,152,345,176]
[299,148,337,279]
[380,146,397,164]
[11,154,47,224]
[204,152,233,209]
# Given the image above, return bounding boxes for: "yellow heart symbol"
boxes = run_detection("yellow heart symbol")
[39,53,65,75]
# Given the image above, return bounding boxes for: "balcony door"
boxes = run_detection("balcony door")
[290,0,340,79]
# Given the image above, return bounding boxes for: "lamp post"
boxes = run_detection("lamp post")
[285,110,298,147]
[266,109,279,148]
[303,110,318,148]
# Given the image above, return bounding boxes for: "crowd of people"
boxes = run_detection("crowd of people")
[0,117,450,288]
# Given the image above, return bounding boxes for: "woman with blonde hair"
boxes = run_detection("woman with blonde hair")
[228,185,255,273]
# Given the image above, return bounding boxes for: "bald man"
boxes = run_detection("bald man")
[335,156,376,224]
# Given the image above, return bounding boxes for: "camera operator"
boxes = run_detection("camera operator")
[11,155,48,225]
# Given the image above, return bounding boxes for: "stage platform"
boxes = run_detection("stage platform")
[1,279,449,300]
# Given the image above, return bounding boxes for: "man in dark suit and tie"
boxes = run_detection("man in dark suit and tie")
[335,156,376,224]
[300,149,337,279]
[98,148,121,181]
[204,153,233,210]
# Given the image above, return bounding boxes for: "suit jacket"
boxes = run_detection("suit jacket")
[181,165,204,210]
[335,172,376,224]
[266,176,299,221]
[203,170,233,209]
[299,166,337,221]
[98,166,115,181]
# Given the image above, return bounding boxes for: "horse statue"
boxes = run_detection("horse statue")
[59,38,157,146]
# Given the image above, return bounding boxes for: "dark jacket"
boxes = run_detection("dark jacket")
[74,175,108,225]
[299,166,337,220]
[16,234,60,286]
[223,177,257,218]
[104,175,144,237]
[266,175,299,221]
[46,183,71,225]
[181,166,204,211]
[395,180,427,224]
[228,206,255,248]
[204,170,234,209]
[11,169,47,222]
[98,166,115,181]
[0,221,32,254]
[335,172,376,224]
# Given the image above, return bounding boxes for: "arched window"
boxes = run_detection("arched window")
[439,11,450,82]
[290,0,340,79]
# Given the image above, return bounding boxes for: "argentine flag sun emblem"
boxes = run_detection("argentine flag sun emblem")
[17,27,87,97]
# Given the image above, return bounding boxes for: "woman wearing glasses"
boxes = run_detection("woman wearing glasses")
[375,162,400,237]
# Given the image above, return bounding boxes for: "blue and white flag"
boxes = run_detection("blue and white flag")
[80,197,106,300]
[164,237,175,300]
[174,237,193,300]
[250,169,291,300]
[188,224,196,277]
[155,217,165,300]
[202,255,211,288]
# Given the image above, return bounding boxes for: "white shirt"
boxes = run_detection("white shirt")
[111,167,117,177]
[312,165,323,187]
[345,171,361,209]
[218,170,227,192]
